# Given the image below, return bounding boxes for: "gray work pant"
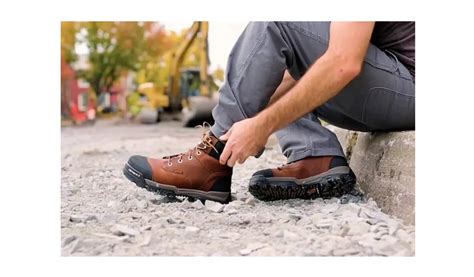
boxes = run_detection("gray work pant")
[210,22,415,162]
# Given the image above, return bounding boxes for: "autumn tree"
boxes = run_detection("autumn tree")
[61,22,78,64]
[212,66,224,82]
[135,25,203,91]
[76,22,147,95]
[135,23,174,90]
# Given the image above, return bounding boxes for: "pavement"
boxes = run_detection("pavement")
[61,119,415,256]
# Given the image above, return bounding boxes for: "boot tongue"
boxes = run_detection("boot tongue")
[198,132,225,160]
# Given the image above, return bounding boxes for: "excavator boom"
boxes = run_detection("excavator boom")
[168,21,210,111]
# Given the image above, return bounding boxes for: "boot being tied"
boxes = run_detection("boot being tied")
[123,131,232,203]
[248,156,356,201]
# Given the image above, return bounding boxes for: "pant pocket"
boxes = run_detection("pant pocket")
[362,87,415,131]
[364,45,398,74]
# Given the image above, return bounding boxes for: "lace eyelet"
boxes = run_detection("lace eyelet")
[168,162,172,166]
[188,156,193,160]
[197,151,201,155]
[178,159,183,163]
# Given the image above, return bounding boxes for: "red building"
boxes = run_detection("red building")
[61,56,95,124]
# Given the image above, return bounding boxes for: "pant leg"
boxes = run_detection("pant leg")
[210,22,294,137]
[275,112,345,162]
[211,21,415,162]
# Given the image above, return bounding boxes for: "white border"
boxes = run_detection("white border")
[1,0,474,276]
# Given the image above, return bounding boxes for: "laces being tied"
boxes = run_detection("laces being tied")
[164,123,219,166]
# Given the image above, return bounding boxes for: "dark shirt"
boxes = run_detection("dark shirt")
[371,21,415,78]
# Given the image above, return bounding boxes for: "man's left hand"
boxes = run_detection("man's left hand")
[219,118,269,167]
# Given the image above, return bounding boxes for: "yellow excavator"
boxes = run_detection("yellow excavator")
[135,21,218,126]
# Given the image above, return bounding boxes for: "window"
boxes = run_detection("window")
[78,93,88,112]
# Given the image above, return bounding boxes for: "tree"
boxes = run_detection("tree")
[61,21,78,64]
[135,23,175,90]
[212,66,224,82]
[76,22,146,95]
[134,24,203,92]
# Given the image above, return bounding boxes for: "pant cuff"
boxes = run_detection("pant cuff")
[210,124,226,138]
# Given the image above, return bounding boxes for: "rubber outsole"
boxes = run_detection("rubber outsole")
[122,162,231,204]
[248,170,356,201]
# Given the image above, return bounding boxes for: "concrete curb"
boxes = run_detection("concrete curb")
[327,125,415,225]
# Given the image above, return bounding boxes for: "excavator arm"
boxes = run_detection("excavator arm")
[168,21,210,111]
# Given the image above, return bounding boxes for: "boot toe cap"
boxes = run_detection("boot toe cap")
[127,155,153,180]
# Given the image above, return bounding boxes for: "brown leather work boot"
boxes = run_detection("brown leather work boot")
[248,156,356,201]
[123,132,232,203]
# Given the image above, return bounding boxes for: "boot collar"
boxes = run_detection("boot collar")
[197,132,225,159]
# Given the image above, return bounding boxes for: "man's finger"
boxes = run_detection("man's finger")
[227,152,239,167]
[237,156,247,164]
[219,130,231,141]
[220,144,232,165]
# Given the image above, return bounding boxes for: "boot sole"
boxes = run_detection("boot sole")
[248,166,356,201]
[123,162,231,204]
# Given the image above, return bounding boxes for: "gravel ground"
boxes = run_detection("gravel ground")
[61,119,415,256]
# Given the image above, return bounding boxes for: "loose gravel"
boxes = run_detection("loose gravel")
[61,119,415,256]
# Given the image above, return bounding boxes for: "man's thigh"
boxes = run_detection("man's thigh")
[276,21,331,80]
[320,43,415,131]
[277,21,415,131]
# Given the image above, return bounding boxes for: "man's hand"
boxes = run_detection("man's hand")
[219,118,270,167]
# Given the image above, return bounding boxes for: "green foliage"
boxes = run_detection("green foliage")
[76,22,147,95]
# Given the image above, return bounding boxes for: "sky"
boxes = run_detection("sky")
[75,21,248,72]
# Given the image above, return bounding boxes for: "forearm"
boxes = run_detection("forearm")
[255,53,360,135]
[254,22,373,136]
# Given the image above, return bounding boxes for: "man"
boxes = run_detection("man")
[123,22,415,203]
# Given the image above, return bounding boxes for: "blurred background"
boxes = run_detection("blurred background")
[61,21,246,127]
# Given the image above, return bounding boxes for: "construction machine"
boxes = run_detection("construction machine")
[135,21,218,126]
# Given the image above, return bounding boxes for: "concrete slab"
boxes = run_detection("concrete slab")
[326,125,415,225]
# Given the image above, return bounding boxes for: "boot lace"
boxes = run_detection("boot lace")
[163,122,219,166]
